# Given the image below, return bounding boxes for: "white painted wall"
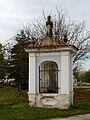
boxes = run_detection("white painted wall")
[26,46,77,109]
[28,50,73,94]
[29,53,37,93]
[60,51,72,94]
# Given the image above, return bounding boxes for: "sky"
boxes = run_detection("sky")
[0,0,90,70]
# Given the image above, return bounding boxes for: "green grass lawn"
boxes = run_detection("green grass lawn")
[0,86,90,120]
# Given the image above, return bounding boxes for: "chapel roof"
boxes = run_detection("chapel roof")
[26,16,77,50]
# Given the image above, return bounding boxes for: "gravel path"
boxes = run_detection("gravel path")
[48,114,90,120]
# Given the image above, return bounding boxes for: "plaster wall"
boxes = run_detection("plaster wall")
[28,49,74,109]
[60,51,73,94]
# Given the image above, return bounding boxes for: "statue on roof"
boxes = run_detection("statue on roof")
[46,16,53,37]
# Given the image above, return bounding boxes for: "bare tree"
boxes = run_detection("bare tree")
[24,9,89,66]
[13,8,90,67]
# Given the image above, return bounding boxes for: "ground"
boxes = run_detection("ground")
[0,86,90,120]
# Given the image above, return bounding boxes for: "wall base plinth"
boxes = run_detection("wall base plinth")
[28,92,74,109]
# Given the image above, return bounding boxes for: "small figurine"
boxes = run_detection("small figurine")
[46,16,53,37]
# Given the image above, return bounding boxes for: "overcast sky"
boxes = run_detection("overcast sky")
[0,0,90,70]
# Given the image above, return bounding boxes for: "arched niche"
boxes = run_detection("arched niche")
[39,61,58,93]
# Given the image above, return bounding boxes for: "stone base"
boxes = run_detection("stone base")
[28,92,74,109]
[41,37,53,46]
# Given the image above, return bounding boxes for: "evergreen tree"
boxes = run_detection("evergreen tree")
[83,70,90,83]
[0,43,6,80]
[9,30,29,91]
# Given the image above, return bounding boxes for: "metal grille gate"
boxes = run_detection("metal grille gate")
[39,62,58,93]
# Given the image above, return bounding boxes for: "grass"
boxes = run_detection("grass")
[74,87,90,93]
[0,86,90,120]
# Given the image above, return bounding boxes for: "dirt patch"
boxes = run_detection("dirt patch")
[74,88,90,102]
